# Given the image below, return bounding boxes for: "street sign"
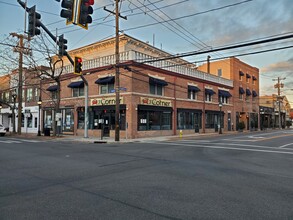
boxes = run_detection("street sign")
[119,87,127,91]
[110,89,116,93]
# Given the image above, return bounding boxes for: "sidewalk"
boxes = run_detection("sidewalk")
[5,130,239,144]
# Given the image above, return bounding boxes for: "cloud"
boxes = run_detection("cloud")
[261,57,293,73]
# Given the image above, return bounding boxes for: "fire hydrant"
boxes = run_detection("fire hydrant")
[179,130,183,139]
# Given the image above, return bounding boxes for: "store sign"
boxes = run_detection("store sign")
[141,97,172,107]
[91,97,124,106]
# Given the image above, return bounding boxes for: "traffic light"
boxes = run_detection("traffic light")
[78,0,94,29]
[60,0,75,24]
[74,56,82,75]
[28,5,41,37]
[58,34,68,56]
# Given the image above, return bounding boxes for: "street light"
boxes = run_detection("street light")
[12,92,17,133]
[219,102,223,134]
[37,97,42,136]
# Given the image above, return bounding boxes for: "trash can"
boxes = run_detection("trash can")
[44,128,50,136]
[194,124,199,133]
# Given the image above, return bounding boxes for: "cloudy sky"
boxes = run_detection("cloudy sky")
[0,0,292,103]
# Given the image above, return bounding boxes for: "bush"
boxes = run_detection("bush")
[238,121,245,130]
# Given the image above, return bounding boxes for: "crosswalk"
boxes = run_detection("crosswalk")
[144,138,293,155]
[0,138,44,144]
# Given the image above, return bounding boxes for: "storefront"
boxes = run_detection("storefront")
[177,108,202,132]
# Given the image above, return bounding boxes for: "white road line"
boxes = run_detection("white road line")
[177,140,212,143]
[221,138,257,142]
[0,140,22,144]
[149,142,293,155]
[5,138,42,143]
[279,143,293,148]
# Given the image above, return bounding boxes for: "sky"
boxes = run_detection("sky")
[0,0,292,104]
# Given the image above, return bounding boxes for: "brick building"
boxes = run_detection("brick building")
[198,57,260,131]
[39,34,259,139]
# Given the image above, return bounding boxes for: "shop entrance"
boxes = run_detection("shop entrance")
[103,115,110,137]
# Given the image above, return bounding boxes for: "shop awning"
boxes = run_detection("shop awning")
[239,87,245,94]
[246,73,251,78]
[95,76,115,85]
[67,81,84,88]
[46,85,58,91]
[252,90,258,97]
[188,85,200,92]
[246,89,251,96]
[239,71,244,76]
[205,89,216,95]
[252,76,257,80]
[149,77,168,86]
[218,90,232,97]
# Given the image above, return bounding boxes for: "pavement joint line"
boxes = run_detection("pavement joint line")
[147,142,293,155]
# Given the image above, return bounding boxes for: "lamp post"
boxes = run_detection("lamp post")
[12,92,17,133]
[37,97,42,136]
[0,104,2,125]
[219,102,223,134]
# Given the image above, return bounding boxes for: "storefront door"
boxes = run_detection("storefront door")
[103,115,110,137]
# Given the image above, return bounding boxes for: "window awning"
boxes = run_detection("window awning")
[95,76,115,85]
[246,73,251,78]
[205,89,216,95]
[246,89,251,96]
[252,76,257,80]
[239,71,244,76]
[188,85,200,92]
[239,87,245,94]
[218,90,232,97]
[68,81,84,88]
[252,90,258,97]
[149,77,168,86]
[46,85,58,91]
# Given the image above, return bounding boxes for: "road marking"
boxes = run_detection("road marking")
[254,133,293,141]
[6,138,42,143]
[0,140,22,144]
[148,142,293,155]
[279,143,293,148]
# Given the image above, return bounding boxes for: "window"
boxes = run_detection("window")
[100,83,114,94]
[177,110,202,130]
[205,112,223,129]
[27,116,32,128]
[52,91,57,99]
[217,69,222,77]
[188,85,200,100]
[219,96,228,104]
[246,77,249,83]
[138,110,172,131]
[27,88,33,101]
[4,92,9,102]
[150,84,163,96]
[205,93,212,102]
[34,117,38,128]
[239,93,243,100]
[73,87,84,97]
[22,89,25,100]
[35,89,39,101]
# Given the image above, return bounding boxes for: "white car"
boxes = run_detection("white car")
[0,124,7,136]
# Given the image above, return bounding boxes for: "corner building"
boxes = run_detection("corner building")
[41,34,259,139]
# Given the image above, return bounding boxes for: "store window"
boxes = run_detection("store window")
[77,111,85,129]
[27,116,32,128]
[138,106,172,131]
[205,112,223,129]
[177,110,202,130]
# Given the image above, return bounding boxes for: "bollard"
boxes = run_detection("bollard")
[179,130,183,139]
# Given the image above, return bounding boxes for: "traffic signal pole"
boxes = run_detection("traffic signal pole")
[17,0,89,138]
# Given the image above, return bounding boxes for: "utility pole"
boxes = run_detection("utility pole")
[104,1,127,142]
[273,77,286,129]
[10,33,30,135]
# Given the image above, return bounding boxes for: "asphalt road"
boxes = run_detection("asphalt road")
[0,130,292,219]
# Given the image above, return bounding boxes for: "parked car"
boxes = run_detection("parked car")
[0,124,7,136]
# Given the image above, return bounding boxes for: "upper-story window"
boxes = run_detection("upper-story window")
[246,88,251,101]
[217,69,222,77]
[27,88,33,101]
[239,71,244,81]
[188,85,200,100]
[68,81,84,97]
[239,87,245,100]
[252,76,257,85]
[205,89,215,102]
[149,77,168,96]
[46,85,58,100]
[218,90,232,104]
[246,73,251,83]
[95,76,115,94]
